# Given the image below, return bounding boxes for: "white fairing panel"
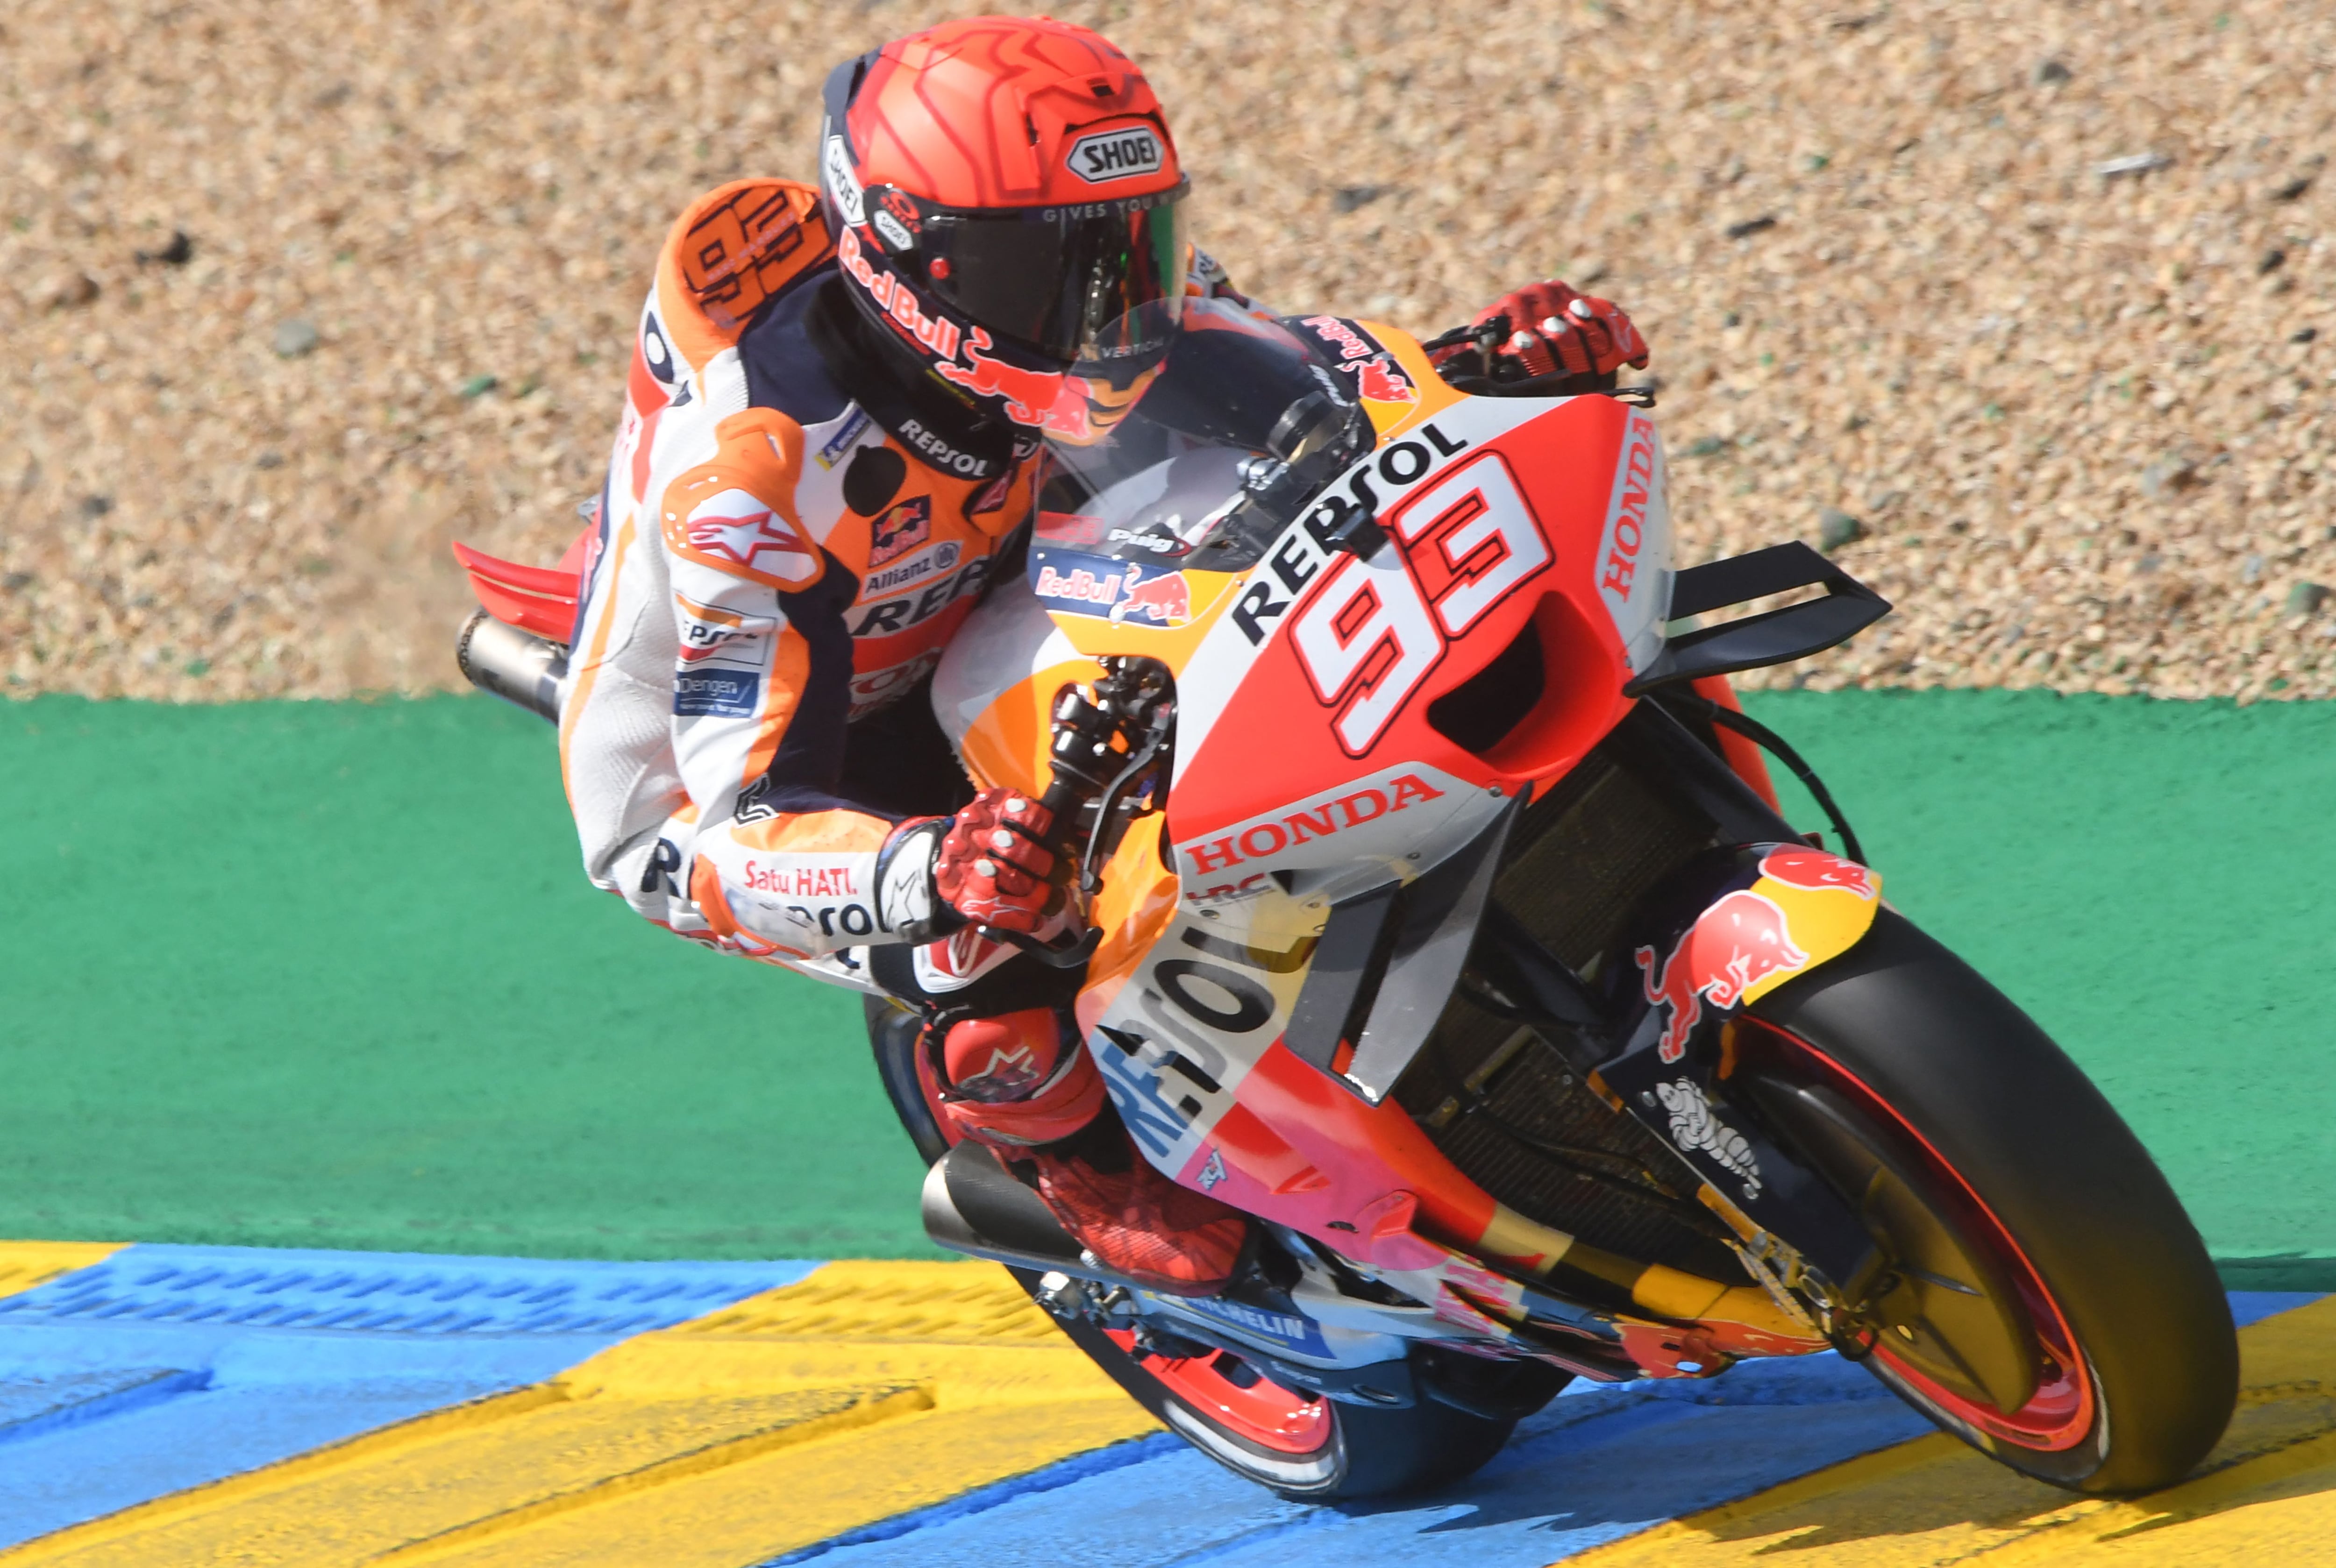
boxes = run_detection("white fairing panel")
[1594,408,1674,674]
[930,577,1077,753]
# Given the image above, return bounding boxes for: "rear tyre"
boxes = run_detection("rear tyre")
[1746,908,2236,1493]
[866,995,954,1164]
[1039,1306,1516,1500]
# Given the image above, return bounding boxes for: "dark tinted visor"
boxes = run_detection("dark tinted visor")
[919,184,1189,365]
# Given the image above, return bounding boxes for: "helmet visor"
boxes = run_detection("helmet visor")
[919,184,1189,366]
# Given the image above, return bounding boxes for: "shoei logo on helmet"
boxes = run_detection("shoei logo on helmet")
[871,207,914,253]
[1066,126,1164,185]
[823,134,866,225]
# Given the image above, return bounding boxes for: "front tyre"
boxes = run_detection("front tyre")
[1745,909,2236,1493]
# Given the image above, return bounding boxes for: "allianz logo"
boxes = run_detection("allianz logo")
[863,540,961,597]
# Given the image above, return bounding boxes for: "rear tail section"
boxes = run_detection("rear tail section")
[450,524,594,723]
[451,534,588,642]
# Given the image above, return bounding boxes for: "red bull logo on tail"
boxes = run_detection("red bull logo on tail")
[1635,889,1812,1063]
[1757,847,1879,900]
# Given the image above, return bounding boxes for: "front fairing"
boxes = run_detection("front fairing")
[941,328,1679,1265]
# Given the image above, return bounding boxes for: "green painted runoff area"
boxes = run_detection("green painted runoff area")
[0,690,2329,1277]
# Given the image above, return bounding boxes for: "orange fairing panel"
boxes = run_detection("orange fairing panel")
[454,542,584,643]
[952,658,1103,797]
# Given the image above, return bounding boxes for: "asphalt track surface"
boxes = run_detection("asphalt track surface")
[1,689,2333,1557]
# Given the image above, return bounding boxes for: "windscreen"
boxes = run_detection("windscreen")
[1035,299,1375,573]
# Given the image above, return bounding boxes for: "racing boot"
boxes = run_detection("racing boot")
[939,1008,1249,1296]
[1024,1129,1248,1297]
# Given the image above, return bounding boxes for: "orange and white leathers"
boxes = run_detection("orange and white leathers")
[560,177,1254,991]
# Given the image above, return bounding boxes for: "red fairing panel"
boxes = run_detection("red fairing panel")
[1171,395,1648,850]
[1082,394,1674,1257]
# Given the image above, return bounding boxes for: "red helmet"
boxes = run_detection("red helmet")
[818,16,1190,439]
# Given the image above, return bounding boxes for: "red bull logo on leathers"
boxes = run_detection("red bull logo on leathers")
[1635,889,1812,1064]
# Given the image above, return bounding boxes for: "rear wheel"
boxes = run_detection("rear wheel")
[1044,1309,1518,1500]
[873,998,1524,1499]
[1744,909,2236,1493]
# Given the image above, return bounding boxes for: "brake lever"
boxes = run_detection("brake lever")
[1419,315,1510,383]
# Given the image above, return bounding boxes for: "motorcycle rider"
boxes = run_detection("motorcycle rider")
[560,14,1650,1296]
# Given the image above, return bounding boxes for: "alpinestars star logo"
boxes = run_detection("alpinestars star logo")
[672,488,815,585]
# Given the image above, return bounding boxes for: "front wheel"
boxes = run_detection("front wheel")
[1743,908,2236,1493]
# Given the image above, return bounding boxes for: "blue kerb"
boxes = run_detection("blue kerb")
[0,1368,213,1448]
[766,1293,2328,1568]
[0,1247,829,1551]
[0,1244,821,1337]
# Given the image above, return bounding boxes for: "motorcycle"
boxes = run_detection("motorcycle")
[455,299,2236,1502]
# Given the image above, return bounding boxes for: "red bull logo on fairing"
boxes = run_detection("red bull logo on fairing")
[1635,889,1812,1063]
[1110,564,1192,626]
[1353,359,1417,404]
[1757,846,1880,900]
[1297,314,1418,404]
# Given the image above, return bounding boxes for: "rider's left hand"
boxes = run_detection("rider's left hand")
[1443,279,1650,383]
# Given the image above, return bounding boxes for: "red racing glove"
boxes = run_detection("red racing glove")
[1439,279,1650,383]
[932,787,1061,933]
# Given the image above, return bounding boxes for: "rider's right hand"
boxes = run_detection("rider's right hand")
[932,788,1060,932]
[1435,278,1650,386]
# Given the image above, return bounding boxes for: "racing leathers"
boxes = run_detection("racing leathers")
[562,176,1259,1295]
[560,176,1648,1296]
[561,177,1243,989]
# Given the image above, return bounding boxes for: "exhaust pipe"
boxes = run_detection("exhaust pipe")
[921,1142,1143,1291]
[456,610,567,724]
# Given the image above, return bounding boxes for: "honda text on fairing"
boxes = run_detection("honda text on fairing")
[455,299,2236,1502]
